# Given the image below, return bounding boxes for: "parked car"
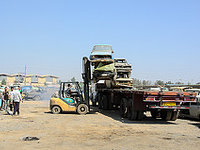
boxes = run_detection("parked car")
[180,89,200,120]
[23,87,44,101]
[180,101,200,120]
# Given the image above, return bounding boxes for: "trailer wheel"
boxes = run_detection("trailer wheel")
[131,110,138,120]
[151,110,158,119]
[161,111,172,121]
[102,95,109,110]
[77,104,88,115]
[97,93,103,109]
[51,106,62,114]
[171,111,179,121]
[120,98,128,118]
[127,99,137,120]
[127,100,132,119]
[137,111,144,120]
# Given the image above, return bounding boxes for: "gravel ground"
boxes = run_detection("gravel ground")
[0,101,199,150]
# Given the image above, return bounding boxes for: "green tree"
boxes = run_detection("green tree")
[175,82,184,85]
[166,81,173,84]
[1,78,6,85]
[71,77,76,82]
[155,80,165,86]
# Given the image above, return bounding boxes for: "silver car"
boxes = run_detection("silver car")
[189,101,200,120]
[180,89,200,120]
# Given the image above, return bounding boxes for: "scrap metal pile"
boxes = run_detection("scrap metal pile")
[90,45,133,88]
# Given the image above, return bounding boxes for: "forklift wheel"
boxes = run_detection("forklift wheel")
[77,104,88,115]
[51,106,62,114]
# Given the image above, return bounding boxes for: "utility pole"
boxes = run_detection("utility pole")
[25,64,27,85]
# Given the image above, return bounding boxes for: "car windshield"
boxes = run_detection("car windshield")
[115,59,127,63]
[64,83,79,92]
[186,90,200,93]
[92,45,112,52]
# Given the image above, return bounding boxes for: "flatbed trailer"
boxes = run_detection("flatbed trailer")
[95,88,196,121]
[82,54,196,121]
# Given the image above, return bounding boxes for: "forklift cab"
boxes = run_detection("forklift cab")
[50,82,88,115]
[60,82,83,104]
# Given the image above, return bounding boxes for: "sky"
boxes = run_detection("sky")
[0,0,200,83]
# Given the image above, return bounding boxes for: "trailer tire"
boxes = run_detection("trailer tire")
[77,104,88,115]
[127,99,137,120]
[120,98,128,118]
[137,111,144,120]
[127,100,132,120]
[97,93,103,109]
[102,95,108,110]
[171,111,179,121]
[151,110,158,119]
[161,111,172,121]
[131,110,138,120]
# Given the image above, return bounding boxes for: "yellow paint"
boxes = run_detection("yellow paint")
[6,76,15,85]
[50,97,76,112]
[31,83,45,87]
[53,78,57,84]
[25,77,32,84]
[162,102,176,106]
[38,77,46,84]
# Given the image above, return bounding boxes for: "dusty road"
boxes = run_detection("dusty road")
[0,101,199,150]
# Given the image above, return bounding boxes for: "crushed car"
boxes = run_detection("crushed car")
[22,86,44,101]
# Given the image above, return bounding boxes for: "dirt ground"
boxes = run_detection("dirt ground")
[0,101,199,150]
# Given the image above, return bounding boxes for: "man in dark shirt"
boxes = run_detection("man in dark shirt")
[3,87,9,113]
[65,84,72,97]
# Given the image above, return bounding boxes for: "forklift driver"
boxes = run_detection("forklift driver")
[65,84,72,97]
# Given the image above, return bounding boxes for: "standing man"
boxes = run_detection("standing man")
[3,87,9,113]
[9,87,14,111]
[12,87,22,115]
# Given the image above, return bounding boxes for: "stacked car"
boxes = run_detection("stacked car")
[90,45,133,88]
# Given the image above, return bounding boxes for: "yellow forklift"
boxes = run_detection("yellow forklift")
[50,81,89,115]
[50,57,91,115]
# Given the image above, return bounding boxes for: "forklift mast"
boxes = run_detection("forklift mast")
[82,57,91,109]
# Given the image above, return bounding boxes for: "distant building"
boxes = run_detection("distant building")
[0,73,59,87]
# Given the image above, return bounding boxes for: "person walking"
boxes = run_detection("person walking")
[12,87,22,115]
[9,87,14,111]
[3,87,9,114]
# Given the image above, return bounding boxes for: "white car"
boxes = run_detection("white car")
[185,89,200,101]
[180,89,200,120]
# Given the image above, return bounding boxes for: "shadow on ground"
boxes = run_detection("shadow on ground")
[189,123,200,129]
[93,107,177,125]
[44,110,97,115]
[179,117,200,122]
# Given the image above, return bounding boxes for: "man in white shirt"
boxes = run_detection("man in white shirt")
[11,87,22,115]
